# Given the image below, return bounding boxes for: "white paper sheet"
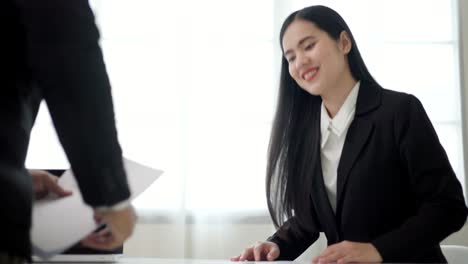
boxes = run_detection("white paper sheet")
[31,158,163,259]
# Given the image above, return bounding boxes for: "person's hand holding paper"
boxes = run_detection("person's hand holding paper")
[31,158,162,259]
[29,170,73,200]
[81,206,137,250]
[30,169,136,253]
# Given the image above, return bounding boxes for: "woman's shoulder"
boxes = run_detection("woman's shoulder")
[381,87,416,102]
[379,86,422,110]
[359,82,426,120]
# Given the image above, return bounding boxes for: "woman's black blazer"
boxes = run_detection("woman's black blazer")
[268,81,467,263]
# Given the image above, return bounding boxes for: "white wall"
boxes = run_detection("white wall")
[123,223,277,259]
[122,222,329,260]
[460,0,468,195]
[123,222,468,260]
[445,0,468,250]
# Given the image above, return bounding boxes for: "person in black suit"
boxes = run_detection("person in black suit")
[0,0,136,263]
[231,5,467,263]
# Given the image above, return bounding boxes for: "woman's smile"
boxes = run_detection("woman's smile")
[301,66,319,81]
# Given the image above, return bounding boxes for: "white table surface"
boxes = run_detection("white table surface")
[33,258,302,264]
[116,259,301,264]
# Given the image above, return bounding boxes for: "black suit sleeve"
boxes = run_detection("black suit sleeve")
[267,216,320,260]
[267,196,321,260]
[372,95,467,261]
[14,0,130,206]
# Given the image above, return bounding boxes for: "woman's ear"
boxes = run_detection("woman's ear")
[339,31,352,54]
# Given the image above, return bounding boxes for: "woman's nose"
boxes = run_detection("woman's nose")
[295,53,309,69]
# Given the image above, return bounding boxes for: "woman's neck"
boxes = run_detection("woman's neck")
[321,72,357,118]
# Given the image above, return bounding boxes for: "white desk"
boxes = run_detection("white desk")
[34,258,301,264]
[116,259,300,264]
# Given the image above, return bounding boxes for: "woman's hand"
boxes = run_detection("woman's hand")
[313,241,382,264]
[231,241,280,261]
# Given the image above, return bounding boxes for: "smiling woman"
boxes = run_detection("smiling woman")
[25,0,467,260]
[233,4,467,264]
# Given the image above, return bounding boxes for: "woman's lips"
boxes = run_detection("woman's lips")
[301,67,319,81]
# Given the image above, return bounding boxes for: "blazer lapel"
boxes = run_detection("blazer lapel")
[336,119,374,207]
[310,105,340,243]
[312,157,340,243]
[336,81,381,211]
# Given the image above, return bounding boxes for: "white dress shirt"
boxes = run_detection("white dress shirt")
[95,199,131,212]
[320,81,360,213]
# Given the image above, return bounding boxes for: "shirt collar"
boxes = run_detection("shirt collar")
[321,81,360,137]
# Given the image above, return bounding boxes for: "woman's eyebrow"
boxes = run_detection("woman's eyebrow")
[284,35,316,56]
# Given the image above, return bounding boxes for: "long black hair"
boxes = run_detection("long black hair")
[266,5,378,235]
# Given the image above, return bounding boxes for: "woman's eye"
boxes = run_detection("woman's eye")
[305,43,315,50]
[287,56,296,63]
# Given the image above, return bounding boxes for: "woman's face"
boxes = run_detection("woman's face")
[282,19,351,97]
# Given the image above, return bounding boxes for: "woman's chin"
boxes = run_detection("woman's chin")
[300,85,322,96]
